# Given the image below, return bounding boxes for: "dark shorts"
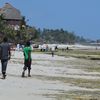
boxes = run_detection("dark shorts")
[23,59,32,70]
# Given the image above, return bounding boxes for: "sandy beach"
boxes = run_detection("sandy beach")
[0,50,100,100]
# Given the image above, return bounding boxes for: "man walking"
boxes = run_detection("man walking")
[0,37,11,79]
[22,41,32,77]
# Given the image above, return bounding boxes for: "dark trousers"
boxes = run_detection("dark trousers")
[1,59,8,75]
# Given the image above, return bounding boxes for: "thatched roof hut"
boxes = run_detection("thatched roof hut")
[0,3,22,26]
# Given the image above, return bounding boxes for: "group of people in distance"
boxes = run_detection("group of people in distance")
[0,37,32,79]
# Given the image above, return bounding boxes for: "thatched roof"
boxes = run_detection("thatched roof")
[0,3,22,20]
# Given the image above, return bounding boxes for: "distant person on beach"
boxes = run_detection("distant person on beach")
[51,46,55,57]
[22,41,32,77]
[0,37,11,79]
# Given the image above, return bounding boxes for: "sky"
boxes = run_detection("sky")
[0,0,100,40]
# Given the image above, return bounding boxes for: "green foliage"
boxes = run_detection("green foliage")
[0,14,6,31]
[0,14,87,44]
[20,16,26,30]
[0,14,38,43]
[40,28,79,44]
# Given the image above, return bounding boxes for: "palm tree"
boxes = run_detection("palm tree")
[0,14,6,31]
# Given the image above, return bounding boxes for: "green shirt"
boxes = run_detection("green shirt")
[23,46,32,60]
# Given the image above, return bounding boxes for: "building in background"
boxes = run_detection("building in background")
[0,3,23,30]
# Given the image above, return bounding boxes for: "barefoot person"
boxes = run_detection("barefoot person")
[22,41,32,77]
[0,37,11,79]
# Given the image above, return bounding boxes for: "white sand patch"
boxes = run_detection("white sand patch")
[0,51,99,100]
